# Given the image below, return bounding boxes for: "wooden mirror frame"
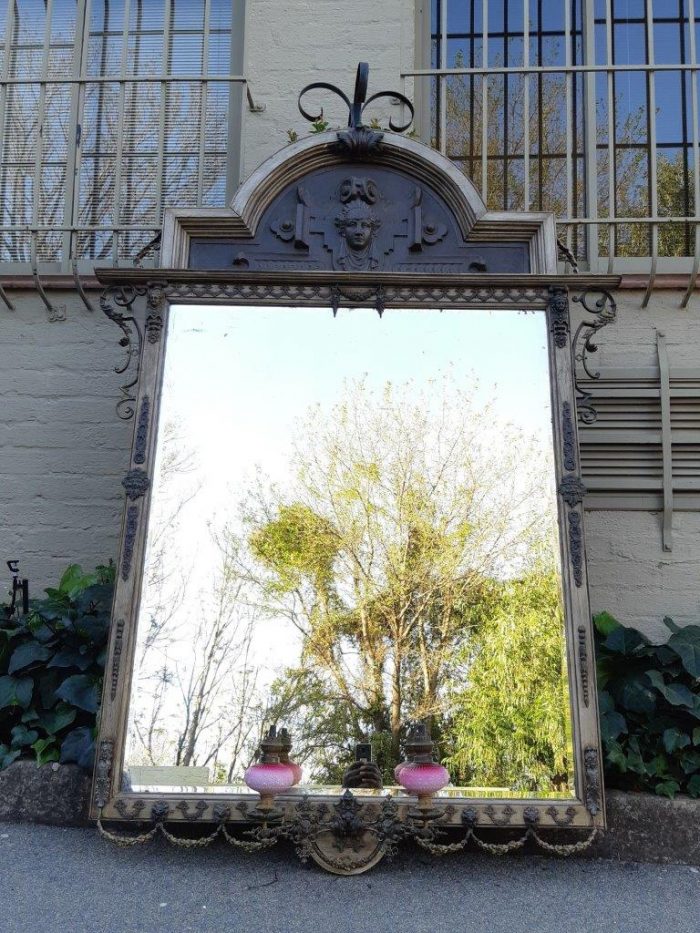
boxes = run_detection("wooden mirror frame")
[92,129,618,873]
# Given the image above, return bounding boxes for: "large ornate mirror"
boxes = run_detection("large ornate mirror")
[93,68,617,874]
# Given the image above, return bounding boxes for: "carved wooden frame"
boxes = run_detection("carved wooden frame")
[92,131,619,863]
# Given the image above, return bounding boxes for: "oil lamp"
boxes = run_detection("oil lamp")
[279,727,303,785]
[397,722,449,809]
[244,726,295,812]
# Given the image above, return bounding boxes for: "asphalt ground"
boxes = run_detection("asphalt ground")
[1,821,698,933]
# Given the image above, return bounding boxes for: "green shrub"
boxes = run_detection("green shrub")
[0,563,114,772]
[594,611,700,799]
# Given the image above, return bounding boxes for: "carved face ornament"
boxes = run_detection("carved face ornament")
[336,201,380,252]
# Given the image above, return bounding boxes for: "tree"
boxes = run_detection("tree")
[444,556,571,792]
[236,377,556,772]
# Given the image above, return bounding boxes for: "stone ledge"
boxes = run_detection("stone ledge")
[0,760,91,826]
[585,790,700,865]
[0,768,698,866]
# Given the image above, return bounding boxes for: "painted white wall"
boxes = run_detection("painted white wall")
[240,0,417,180]
[1,291,132,591]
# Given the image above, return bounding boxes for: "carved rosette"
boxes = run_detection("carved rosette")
[121,468,151,501]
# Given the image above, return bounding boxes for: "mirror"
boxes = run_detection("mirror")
[122,303,575,801]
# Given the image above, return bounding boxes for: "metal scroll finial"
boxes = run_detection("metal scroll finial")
[298,61,414,134]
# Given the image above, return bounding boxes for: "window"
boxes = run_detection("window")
[0,0,242,265]
[429,1,700,264]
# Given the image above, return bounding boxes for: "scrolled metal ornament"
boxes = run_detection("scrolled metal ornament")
[298,62,414,159]
[571,287,617,424]
[100,285,144,420]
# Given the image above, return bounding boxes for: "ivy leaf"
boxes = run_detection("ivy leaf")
[57,564,94,598]
[37,706,77,736]
[55,674,100,713]
[31,737,60,767]
[644,669,666,691]
[594,612,621,637]
[687,774,700,798]
[47,646,93,671]
[10,724,39,749]
[605,741,628,772]
[60,726,95,769]
[679,750,700,775]
[7,641,52,674]
[0,675,33,710]
[604,626,650,656]
[668,627,700,679]
[655,779,680,799]
[693,727,700,746]
[620,679,656,714]
[0,744,22,770]
[601,710,627,743]
[662,617,682,635]
[655,682,697,709]
[663,728,691,754]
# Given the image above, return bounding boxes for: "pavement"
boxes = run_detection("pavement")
[0,821,698,933]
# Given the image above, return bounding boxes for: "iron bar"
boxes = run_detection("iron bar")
[642,0,659,308]
[683,0,700,307]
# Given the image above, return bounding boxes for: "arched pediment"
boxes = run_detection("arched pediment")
[162,130,557,276]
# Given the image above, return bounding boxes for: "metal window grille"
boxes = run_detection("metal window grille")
[0,0,243,269]
[411,0,700,292]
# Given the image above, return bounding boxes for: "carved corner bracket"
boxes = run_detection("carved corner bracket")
[100,281,167,420]
[571,287,617,425]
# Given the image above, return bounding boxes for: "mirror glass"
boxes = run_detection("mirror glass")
[123,304,574,799]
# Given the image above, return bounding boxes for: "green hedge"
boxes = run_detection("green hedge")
[0,563,114,772]
[595,612,700,799]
